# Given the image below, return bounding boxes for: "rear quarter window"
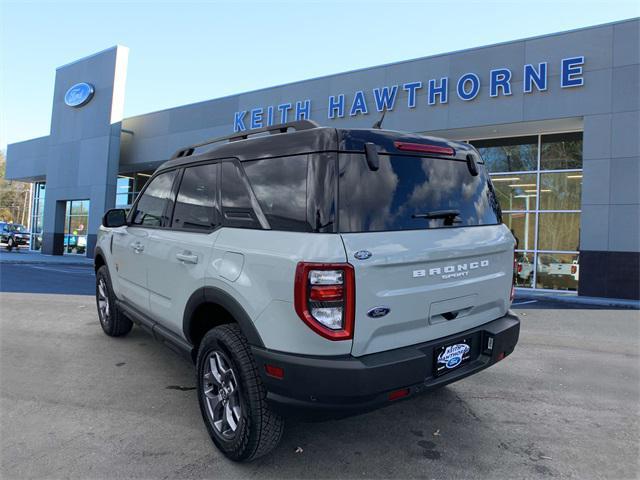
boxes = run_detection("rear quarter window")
[338,153,501,233]
[243,155,311,232]
[221,161,261,229]
[172,163,220,231]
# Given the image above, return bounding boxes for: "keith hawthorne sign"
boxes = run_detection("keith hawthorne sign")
[233,56,585,132]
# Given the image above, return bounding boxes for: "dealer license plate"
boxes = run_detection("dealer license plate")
[434,338,472,377]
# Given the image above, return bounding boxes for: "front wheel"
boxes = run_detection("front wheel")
[96,265,133,337]
[6,238,14,251]
[196,324,284,462]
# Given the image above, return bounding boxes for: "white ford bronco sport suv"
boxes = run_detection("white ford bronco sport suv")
[95,120,520,461]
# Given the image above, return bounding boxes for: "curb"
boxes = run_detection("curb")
[0,260,94,267]
[515,290,639,310]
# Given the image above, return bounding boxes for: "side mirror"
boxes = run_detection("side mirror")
[102,209,127,228]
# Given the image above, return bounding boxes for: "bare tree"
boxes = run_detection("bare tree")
[0,151,31,226]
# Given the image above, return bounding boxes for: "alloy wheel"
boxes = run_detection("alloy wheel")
[97,278,110,325]
[202,350,242,440]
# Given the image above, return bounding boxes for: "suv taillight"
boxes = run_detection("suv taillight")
[294,262,355,340]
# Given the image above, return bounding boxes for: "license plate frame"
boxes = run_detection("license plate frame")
[434,338,472,377]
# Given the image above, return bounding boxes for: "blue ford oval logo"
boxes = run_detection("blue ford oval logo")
[367,306,390,318]
[354,250,372,260]
[64,82,95,108]
[446,357,462,368]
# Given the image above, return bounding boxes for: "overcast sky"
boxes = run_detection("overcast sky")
[1,0,638,150]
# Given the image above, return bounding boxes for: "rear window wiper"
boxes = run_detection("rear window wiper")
[412,210,460,220]
[412,210,461,226]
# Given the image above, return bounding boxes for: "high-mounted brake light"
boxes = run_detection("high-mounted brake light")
[294,262,355,340]
[394,141,455,156]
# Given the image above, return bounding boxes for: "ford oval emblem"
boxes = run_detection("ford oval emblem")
[64,82,95,108]
[354,250,372,260]
[367,306,390,318]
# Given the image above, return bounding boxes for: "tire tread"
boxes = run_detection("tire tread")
[96,265,133,337]
[197,324,284,461]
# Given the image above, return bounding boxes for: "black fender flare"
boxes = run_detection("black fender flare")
[94,246,106,269]
[183,286,264,348]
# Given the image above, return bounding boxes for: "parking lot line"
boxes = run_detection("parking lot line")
[27,265,94,275]
[512,300,538,306]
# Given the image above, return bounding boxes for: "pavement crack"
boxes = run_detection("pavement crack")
[165,385,196,391]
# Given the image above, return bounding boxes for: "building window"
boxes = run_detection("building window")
[116,172,153,208]
[30,182,45,251]
[471,136,538,172]
[64,200,89,255]
[540,132,583,170]
[471,132,583,292]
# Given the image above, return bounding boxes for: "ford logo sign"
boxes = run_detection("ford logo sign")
[64,82,95,108]
[354,250,372,260]
[367,306,390,318]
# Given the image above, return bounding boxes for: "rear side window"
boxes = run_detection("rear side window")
[221,162,261,229]
[131,170,177,227]
[243,155,310,232]
[172,163,220,231]
[338,153,501,233]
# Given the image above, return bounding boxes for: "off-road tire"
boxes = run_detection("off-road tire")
[96,265,133,337]
[196,324,284,462]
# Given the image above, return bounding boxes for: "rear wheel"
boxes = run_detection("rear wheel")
[196,324,284,462]
[96,265,132,337]
[6,238,14,251]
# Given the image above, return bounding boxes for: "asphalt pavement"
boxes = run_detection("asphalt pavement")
[0,264,639,479]
[0,263,95,295]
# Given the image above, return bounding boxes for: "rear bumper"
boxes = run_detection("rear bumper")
[251,311,520,417]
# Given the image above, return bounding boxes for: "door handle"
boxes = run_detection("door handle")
[176,252,198,264]
[132,242,144,253]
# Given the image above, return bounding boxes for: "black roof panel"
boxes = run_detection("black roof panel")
[156,125,477,173]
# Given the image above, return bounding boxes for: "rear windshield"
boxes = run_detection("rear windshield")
[338,153,501,233]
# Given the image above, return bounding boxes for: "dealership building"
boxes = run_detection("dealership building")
[5,18,639,299]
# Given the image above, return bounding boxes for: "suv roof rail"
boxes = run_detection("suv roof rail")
[170,119,321,159]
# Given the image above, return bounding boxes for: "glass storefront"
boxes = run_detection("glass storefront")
[471,132,583,291]
[64,200,89,255]
[30,182,45,251]
[29,171,151,253]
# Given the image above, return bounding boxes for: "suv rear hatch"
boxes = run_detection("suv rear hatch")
[337,142,514,357]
